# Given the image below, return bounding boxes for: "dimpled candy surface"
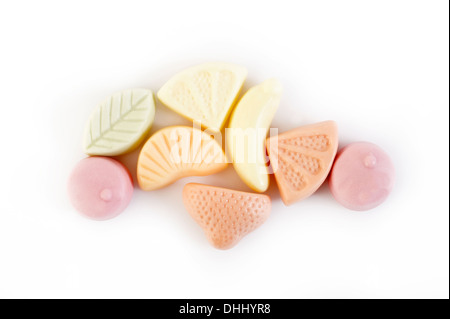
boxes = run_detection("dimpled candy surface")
[157,62,247,131]
[183,183,271,249]
[266,121,338,205]
[329,142,395,211]
[68,157,133,220]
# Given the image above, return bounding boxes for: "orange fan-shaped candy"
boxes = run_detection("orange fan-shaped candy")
[137,126,227,191]
[183,183,271,249]
[267,121,338,205]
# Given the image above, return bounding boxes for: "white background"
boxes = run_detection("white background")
[0,0,448,299]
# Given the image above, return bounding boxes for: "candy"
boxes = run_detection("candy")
[266,121,338,205]
[183,183,271,249]
[68,60,397,246]
[67,157,133,220]
[329,142,395,211]
[83,88,155,156]
[226,79,282,192]
[137,126,227,191]
[157,62,247,131]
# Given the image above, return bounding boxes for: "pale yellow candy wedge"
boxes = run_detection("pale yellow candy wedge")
[226,79,282,192]
[157,63,247,131]
[137,126,227,191]
[83,88,155,156]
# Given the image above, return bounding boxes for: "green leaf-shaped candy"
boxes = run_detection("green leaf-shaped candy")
[83,89,155,156]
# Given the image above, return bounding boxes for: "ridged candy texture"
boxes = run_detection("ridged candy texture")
[267,121,338,205]
[137,126,227,191]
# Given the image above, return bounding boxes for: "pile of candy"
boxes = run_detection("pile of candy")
[68,62,395,249]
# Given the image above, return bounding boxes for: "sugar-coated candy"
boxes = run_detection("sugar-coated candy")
[68,157,133,220]
[329,142,395,211]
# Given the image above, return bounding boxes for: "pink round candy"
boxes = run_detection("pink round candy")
[68,157,133,220]
[329,142,395,211]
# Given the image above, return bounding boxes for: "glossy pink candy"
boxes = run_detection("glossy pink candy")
[329,142,395,211]
[68,157,133,220]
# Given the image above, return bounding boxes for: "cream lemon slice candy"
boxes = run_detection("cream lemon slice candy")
[83,88,155,156]
[157,62,247,131]
[226,79,282,192]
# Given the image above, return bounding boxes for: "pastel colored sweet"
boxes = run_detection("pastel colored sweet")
[157,62,247,131]
[68,157,133,220]
[266,121,338,205]
[137,126,227,191]
[83,88,155,156]
[329,142,395,211]
[226,79,282,192]
[183,183,271,249]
